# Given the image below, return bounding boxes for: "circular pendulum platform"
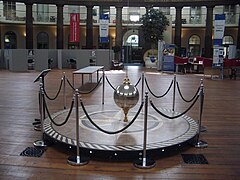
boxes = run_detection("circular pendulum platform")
[43,104,199,160]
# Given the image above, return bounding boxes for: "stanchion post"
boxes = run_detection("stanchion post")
[134,92,156,169]
[194,80,208,148]
[200,79,207,132]
[102,69,105,105]
[68,89,89,166]
[172,74,176,112]
[63,72,66,109]
[141,72,145,103]
[33,77,47,148]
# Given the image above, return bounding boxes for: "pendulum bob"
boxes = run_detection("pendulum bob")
[114,77,139,122]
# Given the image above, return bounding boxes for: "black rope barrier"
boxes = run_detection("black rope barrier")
[66,78,75,90]
[43,96,74,126]
[78,76,103,94]
[145,78,173,98]
[66,76,103,94]
[135,76,142,87]
[105,76,116,91]
[150,94,199,119]
[80,100,144,134]
[176,82,200,103]
[43,78,64,100]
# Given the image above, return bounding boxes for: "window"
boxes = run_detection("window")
[224,5,235,24]
[190,6,201,24]
[4,31,17,49]
[37,4,50,22]
[3,1,16,20]
[37,32,49,49]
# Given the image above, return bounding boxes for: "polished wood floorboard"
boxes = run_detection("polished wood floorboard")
[0,67,240,179]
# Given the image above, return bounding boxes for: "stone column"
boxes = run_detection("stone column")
[86,5,93,49]
[115,6,123,48]
[174,6,183,56]
[204,5,214,58]
[25,2,33,49]
[237,17,240,50]
[57,4,64,49]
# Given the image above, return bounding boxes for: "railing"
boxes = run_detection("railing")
[0,3,239,26]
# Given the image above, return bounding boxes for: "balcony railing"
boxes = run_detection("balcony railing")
[0,4,239,26]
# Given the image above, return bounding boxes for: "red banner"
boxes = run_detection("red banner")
[70,13,80,43]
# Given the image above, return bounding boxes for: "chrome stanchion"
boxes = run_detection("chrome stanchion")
[63,72,66,109]
[102,69,105,105]
[141,72,145,103]
[172,74,176,112]
[33,92,41,131]
[33,77,47,148]
[199,79,207,132]
[68,89,89,166]
[134,92,156,169]
[193,80,208,148]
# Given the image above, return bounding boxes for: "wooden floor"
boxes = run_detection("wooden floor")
[0,66,240,179]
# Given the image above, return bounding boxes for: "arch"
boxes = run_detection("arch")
[4,31,17,49]
[222,35,234,58]
[37,32,49,49]
[122,29,139,46]
[223,35,234,45]
[122,29,143,64]
[188,34,201,57]
[189,34,201,45]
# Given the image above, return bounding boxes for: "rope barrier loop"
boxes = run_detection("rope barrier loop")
[43,77,64,100]
[150,94,199,119]
[43,95,75,126]
[145,77,173,98]
[66,76,103,94]
[80,99,144,135]
[78,76,103,94]
[176,82,200,103]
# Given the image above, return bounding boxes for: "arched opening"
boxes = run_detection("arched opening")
[37,32,49,49]
[188,34,201,57]
[4,31,17,49]
[223,35,234,58]
[122,29,142,64]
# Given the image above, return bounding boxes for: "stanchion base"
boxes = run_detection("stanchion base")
[194,140,208,148]
[67,156,89,166]
[201,126,207,132]
[133,159,156,169]
[33,140,47,148]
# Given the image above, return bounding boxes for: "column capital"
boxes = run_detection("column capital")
[115,5,123,9]
[86,5,94,9]
[56,3,64,8]
[175,5,183,10]
[205,5,215,9]
[24,1,33,6]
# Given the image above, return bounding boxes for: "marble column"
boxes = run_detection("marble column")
[25,2,33,49]
[204,5,214,58]
[174,6,182,56]
[115,6,123,48]
[57,4,64,49]
[237,16,240,49]
[86,5,93,49]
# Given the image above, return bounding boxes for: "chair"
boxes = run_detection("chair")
[111,60,124,70]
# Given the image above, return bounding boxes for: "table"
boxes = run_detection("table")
[72,66,104,88]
